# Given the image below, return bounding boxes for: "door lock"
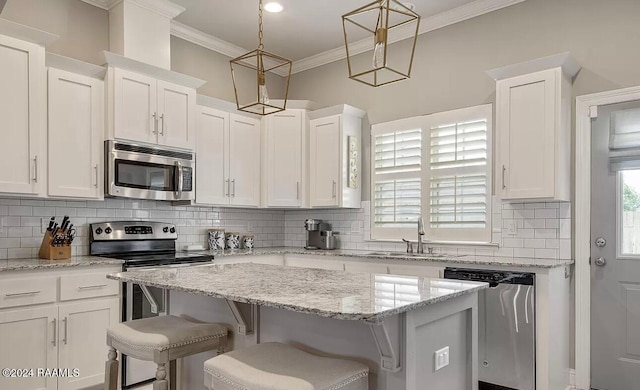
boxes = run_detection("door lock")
[595,237,607,247]
[594,257,606,267]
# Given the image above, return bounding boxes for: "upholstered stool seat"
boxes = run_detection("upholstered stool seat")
[204,342,369,390]
[105,315,228,390]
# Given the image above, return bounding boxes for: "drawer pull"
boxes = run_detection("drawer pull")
[52,318,57,346]
[63,317,68,345]
[78,284,107,290]
[5,290,41,297]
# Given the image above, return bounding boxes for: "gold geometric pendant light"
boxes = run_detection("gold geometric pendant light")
[230,0,292,115]
[342,0,420,87]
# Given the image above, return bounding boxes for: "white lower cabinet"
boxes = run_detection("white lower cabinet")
[0,306,58,390]
[0,267,121,390]
[387,264,444,278]
[284,255,345,271]
[344,261,388,274]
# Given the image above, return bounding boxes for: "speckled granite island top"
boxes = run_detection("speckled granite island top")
[207,247,574,269]
[108,263,487,322]
[0,256,124,272]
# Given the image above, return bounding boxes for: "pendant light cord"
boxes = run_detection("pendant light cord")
[258,0,264,50]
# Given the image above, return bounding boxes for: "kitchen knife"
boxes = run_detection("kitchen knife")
[46,217,55,232]
[60,216,70,232]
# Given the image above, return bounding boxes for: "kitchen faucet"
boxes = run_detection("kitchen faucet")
[417,216,425,254]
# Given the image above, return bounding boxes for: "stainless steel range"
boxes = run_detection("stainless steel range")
[90,221,214,389]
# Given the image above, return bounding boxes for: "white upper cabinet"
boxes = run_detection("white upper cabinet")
[309,105,365,208]
[48,67,104,199]
[195,105,260,207]
[196,106,229,206]
[263,110,306,207]
[0,35,46,196]
[489,53,580,202]
[229,114,261,207]
[107,66,197,150]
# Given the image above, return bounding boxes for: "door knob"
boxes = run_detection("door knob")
[594,257,606,266]
[595,237,607,248]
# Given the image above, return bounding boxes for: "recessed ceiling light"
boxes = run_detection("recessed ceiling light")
[264,2,283,13]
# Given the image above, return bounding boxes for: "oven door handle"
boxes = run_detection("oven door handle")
[174,161,183,200]
[139,284,159,314]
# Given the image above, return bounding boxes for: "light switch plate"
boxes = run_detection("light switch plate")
[434,346,450,371]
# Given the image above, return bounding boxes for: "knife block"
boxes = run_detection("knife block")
[38,231,72,260]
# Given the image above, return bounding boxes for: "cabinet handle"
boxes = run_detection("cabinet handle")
[52,318,57,346]
[152,113,157,134]
[231,179,236,197]
[225,179,230,197]
[94,164,99,188]
[332,180,337,198]
[502,165,507,190]
[63,317,68,345]
[296,182,300,200]
[159,114,165,136]
[5,290,41,297]
[78,284,107,290]
[33,156,38,183]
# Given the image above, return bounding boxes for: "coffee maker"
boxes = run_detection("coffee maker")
[304,219,337,250]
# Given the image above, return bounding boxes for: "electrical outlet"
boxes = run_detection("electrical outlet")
[0,217,4,234]
[434,346,450,371]
[505,220,518,236]
[247,222,254,232]
[41,218,50,233]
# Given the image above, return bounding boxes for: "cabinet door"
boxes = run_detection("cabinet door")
[113,68,157,145]
[388,264,444,278]
[57,298,119,390]
[265,111,302,207]
[157,80,196,150]
[48,68,103,199]
[196,107,229,205]
[229,114,261,207]
[285,256,344,271]
[0,35,44,195]
[310,115,341,207]
[497,69,556,199]
[0,306,58,390]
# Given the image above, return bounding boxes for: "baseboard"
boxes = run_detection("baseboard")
[568,368,576,390]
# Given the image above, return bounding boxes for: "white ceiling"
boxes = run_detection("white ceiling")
[171,0,477,61]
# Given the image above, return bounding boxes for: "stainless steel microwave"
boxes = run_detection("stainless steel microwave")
[105,140,194,201]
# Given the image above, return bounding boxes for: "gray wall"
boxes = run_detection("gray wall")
[288,0,640,197]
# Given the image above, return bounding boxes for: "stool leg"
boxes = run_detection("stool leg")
[104,347,118,390]
[153,362,169,390]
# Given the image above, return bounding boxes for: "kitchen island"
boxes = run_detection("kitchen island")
[109,262,487,390]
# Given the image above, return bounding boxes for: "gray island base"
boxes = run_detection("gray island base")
[108,263,488,390]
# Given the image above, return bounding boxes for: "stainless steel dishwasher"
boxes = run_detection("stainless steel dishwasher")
[444,268,535,390]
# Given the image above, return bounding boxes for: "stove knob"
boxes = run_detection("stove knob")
[95,227,103,235]
[170,227,176,234]
[105,227,112,234]
[163,227,169,233]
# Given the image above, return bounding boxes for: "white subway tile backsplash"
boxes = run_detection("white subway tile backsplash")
[535,208,557,219]
[534,229,557,239]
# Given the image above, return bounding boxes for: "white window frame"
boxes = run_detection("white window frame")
[369,104,493,243]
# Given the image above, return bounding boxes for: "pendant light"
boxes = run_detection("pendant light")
[230,0,292,116]
[342,0,420,87]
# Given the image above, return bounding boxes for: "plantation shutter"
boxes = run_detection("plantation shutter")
[425,105,492,242]
[371,118,423,240]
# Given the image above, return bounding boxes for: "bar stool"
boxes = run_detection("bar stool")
[204,342,369,390]
[105,315,228,390]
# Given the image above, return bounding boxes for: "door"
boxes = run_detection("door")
[48,68,103,199]
[57,298,119,390]
[157,80,195,150]
[497,69,556,199]
[113,68,158,145]
[0,306,58,390]
[265,111,302,207]
[591,100,640,389]
[310,115,341,207]
[196,107,229,205]
[229,114,260,207]
[0,35,44,195]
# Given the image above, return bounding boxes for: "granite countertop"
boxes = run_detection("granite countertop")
[108,263,487,322]
[0,256,124,272]
[207,247,574,269]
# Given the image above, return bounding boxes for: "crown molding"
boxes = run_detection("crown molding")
[170,20,290,77]
[0,18,58,46]
[46,53,106,79]
[80,0,185,19]
[292,0,527,74]
[486,51,582,80]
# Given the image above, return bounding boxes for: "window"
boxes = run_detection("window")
[620,170,640,256]
[370,105,493,243]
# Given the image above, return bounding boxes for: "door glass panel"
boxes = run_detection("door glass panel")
[115,160,175,191]
[621,170,640,255]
